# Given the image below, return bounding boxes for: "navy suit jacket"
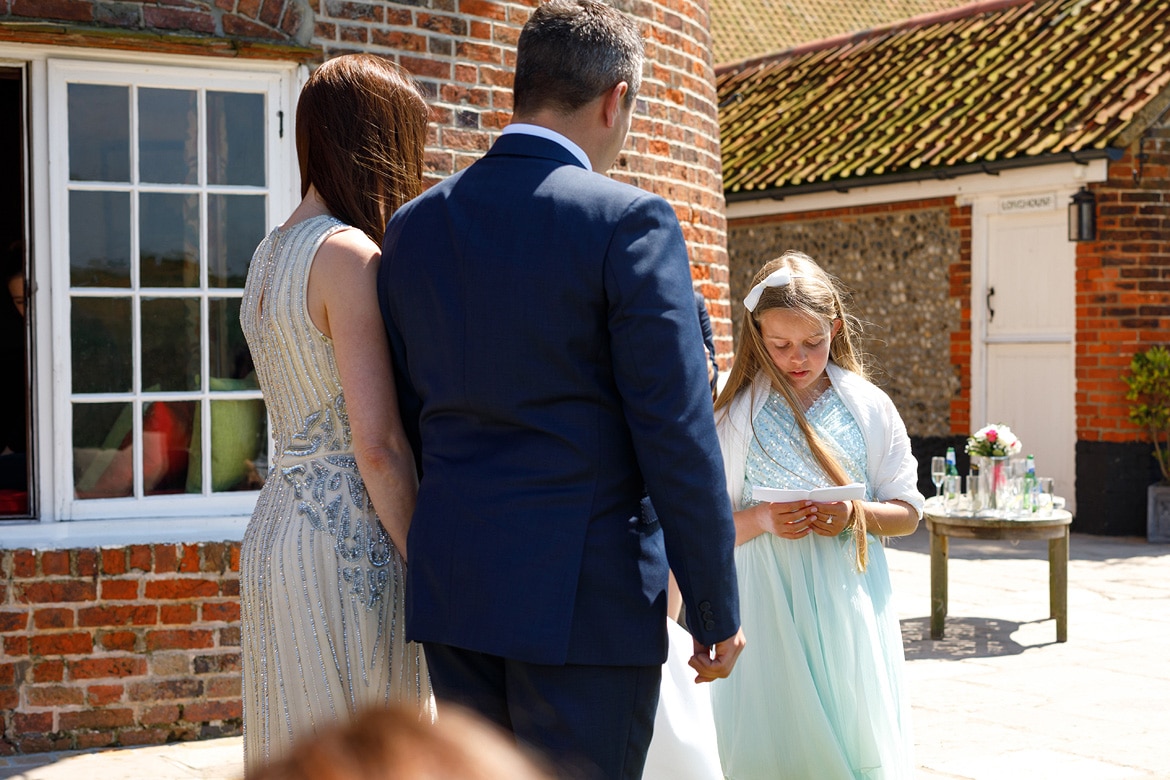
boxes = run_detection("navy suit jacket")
[695,290,718,392]
[379,132,739,666]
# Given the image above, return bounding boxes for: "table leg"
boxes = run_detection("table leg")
[930,529,948,640]
[1049,529,1068,642]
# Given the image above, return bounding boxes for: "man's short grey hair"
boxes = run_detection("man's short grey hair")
[513,0,645,116]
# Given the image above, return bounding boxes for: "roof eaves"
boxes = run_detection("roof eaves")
[724,147,1124,202]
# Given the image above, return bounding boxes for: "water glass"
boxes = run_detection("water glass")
[998,477,1019,514]
[969,470,986,512]
[961,477,974,512]
[1035,477,1055,515]
[943,475,963,512]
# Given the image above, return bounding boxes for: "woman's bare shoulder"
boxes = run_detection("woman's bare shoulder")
[315,225,380,273]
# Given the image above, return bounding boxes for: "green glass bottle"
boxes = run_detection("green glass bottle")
[1022,454,1037,512]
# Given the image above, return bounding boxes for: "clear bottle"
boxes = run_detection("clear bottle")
[1022,454,1037,512]
[944,447,960,503]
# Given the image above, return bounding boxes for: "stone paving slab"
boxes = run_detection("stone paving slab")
[2,525,1168,780]
[0,736,243,779]
[889,527,1170,780]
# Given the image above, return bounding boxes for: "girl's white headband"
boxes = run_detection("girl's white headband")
[743,267,797,312]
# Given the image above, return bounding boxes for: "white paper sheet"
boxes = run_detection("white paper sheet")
[751,483,866,503]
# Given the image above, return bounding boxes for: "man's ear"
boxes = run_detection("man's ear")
[602,81,629,128]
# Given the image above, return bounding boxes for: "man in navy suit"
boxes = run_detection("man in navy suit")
[379,1,744,776]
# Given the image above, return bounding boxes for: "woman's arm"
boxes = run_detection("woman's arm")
[809,498,919,538]
[862,498,919,537]
[307,228,417,560]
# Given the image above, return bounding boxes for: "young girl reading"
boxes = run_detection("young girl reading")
[710,251,923,779]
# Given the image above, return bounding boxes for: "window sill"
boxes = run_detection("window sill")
[0,515,249,550]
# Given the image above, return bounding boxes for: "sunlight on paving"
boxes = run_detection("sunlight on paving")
[935,748,1154,780]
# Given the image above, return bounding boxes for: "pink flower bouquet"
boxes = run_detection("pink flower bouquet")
[965,423,1022,458]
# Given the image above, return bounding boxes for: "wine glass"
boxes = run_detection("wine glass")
[930,456,946,498]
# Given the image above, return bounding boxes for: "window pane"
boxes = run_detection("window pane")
[68,84,130,182]
[142,297,200,392]
[209,298,256,388]
[139,88,197,185]
[143,399,197,497]
[140,192,200,287]
[72,298,131,393]
[70,190,131,287]
[186,395,267,493]
[73,402,133,499]
[206,91,264,186]
[208,194,265,288]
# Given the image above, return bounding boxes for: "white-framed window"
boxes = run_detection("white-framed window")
[42,57,295,522]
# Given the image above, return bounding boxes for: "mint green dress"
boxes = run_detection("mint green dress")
[710,387,913,779]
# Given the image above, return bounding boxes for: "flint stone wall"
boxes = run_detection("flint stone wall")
[726,204,960,438]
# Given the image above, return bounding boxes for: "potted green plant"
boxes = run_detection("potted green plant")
[1124,345,1170,542]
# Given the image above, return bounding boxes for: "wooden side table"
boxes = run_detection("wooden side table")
[924,498,1073,642]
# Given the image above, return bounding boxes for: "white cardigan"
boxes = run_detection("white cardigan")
[716,362,925,519]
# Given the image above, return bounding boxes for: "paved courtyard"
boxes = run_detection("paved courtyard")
[1,524,1168,779]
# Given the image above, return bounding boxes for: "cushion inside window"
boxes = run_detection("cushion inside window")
[185,376,265,493]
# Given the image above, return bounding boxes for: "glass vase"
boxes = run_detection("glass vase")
[992,458,1010,512]
[976,455,1011,512]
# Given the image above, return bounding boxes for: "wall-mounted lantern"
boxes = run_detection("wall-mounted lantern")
[1068,187,1096,242]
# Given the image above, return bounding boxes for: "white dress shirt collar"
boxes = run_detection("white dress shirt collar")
[501,123,592,171]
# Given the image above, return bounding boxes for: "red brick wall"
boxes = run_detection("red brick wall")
[311,0,731,355]
[622,0,730,363]
[1076,116,1170,443]
[949,202,973,435]
[0,544,241,753]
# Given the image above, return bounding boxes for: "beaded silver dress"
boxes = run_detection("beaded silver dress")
[238,214,430,772]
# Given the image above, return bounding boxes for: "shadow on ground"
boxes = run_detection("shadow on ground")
[0,750,88,779]
[899,616,1059,661]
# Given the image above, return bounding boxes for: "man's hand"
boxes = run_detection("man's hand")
[688,627,746,683]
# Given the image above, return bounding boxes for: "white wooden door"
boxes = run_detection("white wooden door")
[983,209,1076,510]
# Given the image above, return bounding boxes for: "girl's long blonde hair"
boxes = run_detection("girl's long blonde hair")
[715,250,872,570]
